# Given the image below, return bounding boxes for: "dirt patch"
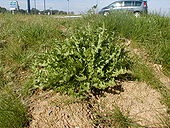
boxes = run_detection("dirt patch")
[95,81,168,127]
[28,81,168,128]
[28,90,93,128]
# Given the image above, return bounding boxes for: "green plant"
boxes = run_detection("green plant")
[32,24,130,98]
[0,88,28,128]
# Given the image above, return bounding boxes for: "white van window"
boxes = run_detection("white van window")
[135,1,142,6]
[124,1,142,7]
[124,1,133,6]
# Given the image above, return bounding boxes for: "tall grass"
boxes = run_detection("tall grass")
[105,13,170,76]
[0,14,67,66]
[0,87,28,128]
[0,14,69,128]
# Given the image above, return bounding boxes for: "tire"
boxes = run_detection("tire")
[103,12,109,16]
[134,12,140,17]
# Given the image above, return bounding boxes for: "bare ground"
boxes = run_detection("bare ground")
[28,90,94,128]
[95,81,169,127]
[28,81,169,128]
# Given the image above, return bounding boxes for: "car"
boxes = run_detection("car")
[99,0,148,17]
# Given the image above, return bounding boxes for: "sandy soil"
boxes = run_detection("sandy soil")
[95,81,168,127]
[28,81,168,128]
[28,91,94,128]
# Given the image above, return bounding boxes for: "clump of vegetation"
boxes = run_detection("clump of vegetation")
[32,24,130,98]
[0,88,28,128]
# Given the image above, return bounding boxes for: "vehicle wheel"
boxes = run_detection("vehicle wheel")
[103,12,109,16]
[134,12,140,17]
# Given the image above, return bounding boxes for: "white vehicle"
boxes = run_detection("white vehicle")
[99,0,148,17]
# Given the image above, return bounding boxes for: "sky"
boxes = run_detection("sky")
[0,0,170,14]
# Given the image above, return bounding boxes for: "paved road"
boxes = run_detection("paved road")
[53,15,82,19]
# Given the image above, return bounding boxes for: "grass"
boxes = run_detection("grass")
[0,87,28,128]
[109,13,170,76]
[94,105,142,128]
[0,13,170,127]
[131,57,162,89]
[0,14,67,128]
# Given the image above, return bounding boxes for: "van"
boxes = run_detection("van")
[99,0,148,17]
